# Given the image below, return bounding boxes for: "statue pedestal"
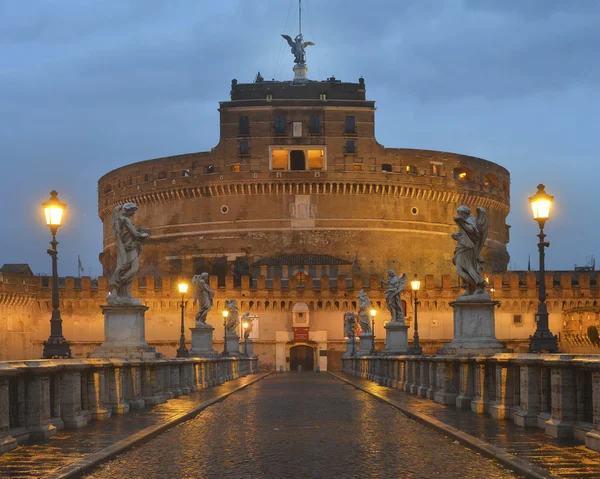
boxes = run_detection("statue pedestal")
[342,338,357,358]
[226,332,241,356]
[383,322,410,355]
[293,64,308,82]
[358,333,374,356]
[189,323,219,358]
[241,338,256,357]
[440,299,509,355]
[90,305,161,359]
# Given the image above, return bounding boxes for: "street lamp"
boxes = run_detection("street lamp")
[370,308,377,355]
[242,321,249,356]
[528,184,559,353]
[222,310,229,356]
[42,191,71,359]
[410,275,422,355]
[176,282,189,358]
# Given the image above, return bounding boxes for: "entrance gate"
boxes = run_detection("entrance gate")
[290,345,314,371]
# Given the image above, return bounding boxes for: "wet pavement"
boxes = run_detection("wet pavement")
[86,373,519,479]
[334,372,600,479]
[0,374,265,478]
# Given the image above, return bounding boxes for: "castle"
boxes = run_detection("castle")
[1,60,598,369]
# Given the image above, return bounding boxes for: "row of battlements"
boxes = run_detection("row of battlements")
[1,271,599,297]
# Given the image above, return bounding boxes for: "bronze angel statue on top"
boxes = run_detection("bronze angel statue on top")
[451,206,489,298]
[281,34,314,65]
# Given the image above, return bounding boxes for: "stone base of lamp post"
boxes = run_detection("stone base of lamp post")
[89,305,161,359]
[227,332,241,356]
[189,323,219,357]
[382,322,410,355]
[440,299,509,355]
[243,338,256,357]
[358,333,374,356]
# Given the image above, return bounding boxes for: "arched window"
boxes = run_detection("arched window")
[453,167,474,181]
[484,173,498,186]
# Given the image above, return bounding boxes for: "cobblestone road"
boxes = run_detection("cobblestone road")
[87,373,519,479]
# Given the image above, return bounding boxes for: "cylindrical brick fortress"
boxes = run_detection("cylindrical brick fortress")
[98,77,510,279]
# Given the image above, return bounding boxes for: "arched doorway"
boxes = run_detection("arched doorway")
[290,345,314,371]
[290,150,306,170]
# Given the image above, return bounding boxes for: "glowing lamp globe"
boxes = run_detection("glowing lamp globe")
[243,322,249,329]
[178,283,188,294]
[369,309,376,318]
[529,184,553,227]
[411,277,421,291]
[222,310,229,318]
[42,190,66,232]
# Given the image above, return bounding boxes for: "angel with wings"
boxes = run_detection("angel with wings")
[383,270,408,323]
[451,206,489,297]
[281,33,314,65]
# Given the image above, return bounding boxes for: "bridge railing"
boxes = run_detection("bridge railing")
[0,356,258,454]
[342,354,600,453]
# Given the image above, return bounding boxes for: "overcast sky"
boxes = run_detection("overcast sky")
[1,0,598,276]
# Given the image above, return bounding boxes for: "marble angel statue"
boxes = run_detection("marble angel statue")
[107,203,149,305]
[224,298,240,334]
[281,33,314,65]
[357,289,372,333]
[451,206,489,297]
[383,270,408,323]
[344,311,358,339]
[192,272,214,325]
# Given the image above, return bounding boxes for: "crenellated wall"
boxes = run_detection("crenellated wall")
[1,270,599,364]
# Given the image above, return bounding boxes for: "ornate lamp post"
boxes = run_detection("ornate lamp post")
[242,321,249,356]
[222,310,229,356]
[410,275,422,354]
[42,191,71,359]
[370,308,377,355]
[176,282,189,358]
[529,184,559,353]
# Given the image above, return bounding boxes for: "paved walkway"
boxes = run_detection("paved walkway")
[85,373,519,479]
[0,373,268,479]
[333,372,600,479]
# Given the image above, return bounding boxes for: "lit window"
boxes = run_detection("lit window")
[307,149,324,170]
[319,93,327,100]
[406,165,417,175]
[353,164,362,171]
[231,164,240,172]
[453,167,473,181]
[431,164,440,176]
[272,150,288,170]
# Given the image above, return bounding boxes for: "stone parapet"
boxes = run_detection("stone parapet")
[342,353,600,454]
[0,356,258,455]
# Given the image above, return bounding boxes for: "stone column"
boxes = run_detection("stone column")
[545,365,577,439]
[0,377,17,453]
[490,361,517,421]
[537,367,552,429]
[514,361,542,427]
[49,373,64,431]
[417,359,429,397]
[585,370,600,452]
[391,359,400,389]
[434,358,458,405]
[25,374,57,439]
[471,358,494,415]
[128,362,145,409]
[456,358,475,409]
[397,360,407,390]
[60,367,91,428]
[426,360,437,400]
[108,361,130,415]
[141,363,168,405]
[167,363,182,398]
[409,359,420,395]
[87,365,111,420]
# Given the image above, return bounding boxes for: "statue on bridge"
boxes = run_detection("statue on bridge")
[192,272,214,325]
[451,206,489,299]
[241,311,254,339]
[344,312,358,339]
[383,270,408,323]
[107,203,150,306]
[224,298,240,334]
[357,289,372,333]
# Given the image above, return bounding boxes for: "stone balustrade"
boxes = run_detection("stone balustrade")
[0,356,258,454]
[342,354,600,453]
